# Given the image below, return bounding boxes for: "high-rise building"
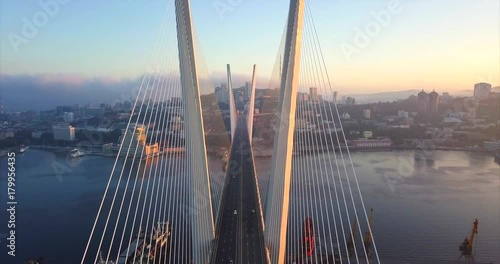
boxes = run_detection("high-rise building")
[85,107,104,117]
[244,81,251,100]
[363,109,371,119]
[53,125,75,141]
[417,90,439,116]
[345,97,356,105]
[333,91,338,103]
[474,82,492,99]
[56,106,72,116]
[297,92,309,102]
[63,112,74,123]
[428,90,440,114]
[441,92,453,103]
[417,90,429,115]
[215,83,229,103]
[309,87,318,102]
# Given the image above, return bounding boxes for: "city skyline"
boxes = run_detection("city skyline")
[0,78,498,112]
[0,0,498,98]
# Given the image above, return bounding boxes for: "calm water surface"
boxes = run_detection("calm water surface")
[0,149,498,263]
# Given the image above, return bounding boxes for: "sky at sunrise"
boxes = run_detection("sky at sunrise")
[0,0,499,95]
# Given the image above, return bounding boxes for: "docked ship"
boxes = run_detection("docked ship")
[70,148,86,158]
[19,145,30,153]
[116,222,171,264]
[302,217,315,257]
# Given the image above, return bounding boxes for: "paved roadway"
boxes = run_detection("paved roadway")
[212,116,267,264]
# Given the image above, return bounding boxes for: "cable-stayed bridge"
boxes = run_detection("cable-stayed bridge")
[81,0,378,263]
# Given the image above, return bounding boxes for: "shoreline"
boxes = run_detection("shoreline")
[252,145,495,157]
[1,144,496,158]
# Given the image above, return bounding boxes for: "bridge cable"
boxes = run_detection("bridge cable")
[86,4,172,262]
[304,8,345,263]
[306,2,381,263]
[303,7,352,263]
[80,1,172,261]
[111,4,181,260]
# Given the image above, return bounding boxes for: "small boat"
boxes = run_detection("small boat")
[70,148,86,158]
[19,145,29,154]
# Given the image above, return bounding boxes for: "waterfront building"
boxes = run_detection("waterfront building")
[119,124,147,157]
[0,129,15,140]
[483,140,500,151]
[53,125,75,141]
[145,143,160,156]
[352,137,392,148]
[363,131,373,139]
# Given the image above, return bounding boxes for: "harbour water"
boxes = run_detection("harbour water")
[0,149,498,263]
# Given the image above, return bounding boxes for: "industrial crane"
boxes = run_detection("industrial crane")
[363,208,374,257]
[459,218,478,262]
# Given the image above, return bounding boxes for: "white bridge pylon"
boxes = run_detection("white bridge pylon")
[227,64,237,141]
[227,64,257,143]
[175,0,214,263]
[263,0,305,263]
[247,64,257,143]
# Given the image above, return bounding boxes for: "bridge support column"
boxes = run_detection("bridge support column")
[264,0,305,263]
[247,64,257,144]
[175,0,214,263]
[227,64,237,141]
